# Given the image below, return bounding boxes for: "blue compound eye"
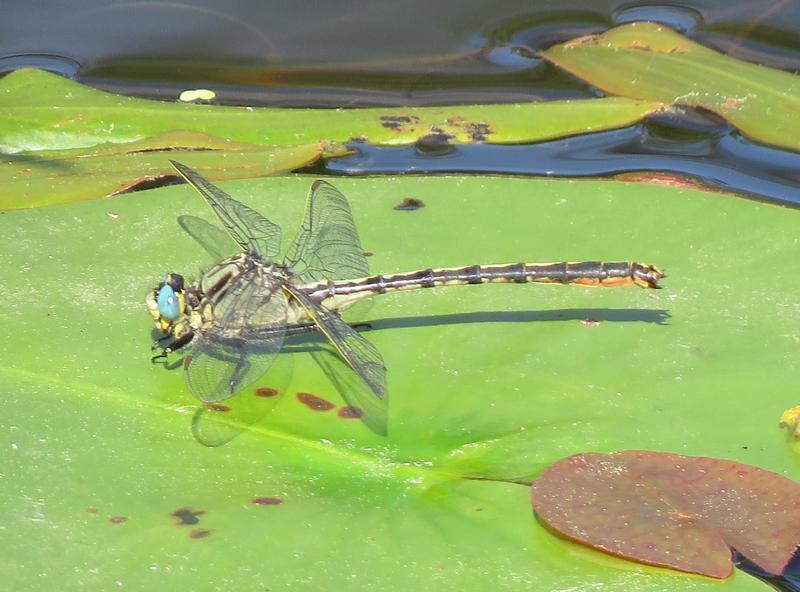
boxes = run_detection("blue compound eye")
[157,284,181,321]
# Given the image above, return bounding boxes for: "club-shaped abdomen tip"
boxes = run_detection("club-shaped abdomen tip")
[632,263,666,289]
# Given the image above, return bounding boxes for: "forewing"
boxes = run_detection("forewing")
[178,215,237,261]
[185,270,288,402]
[171,160,281,258]
[284,180,369,282]
[285,284,386,409]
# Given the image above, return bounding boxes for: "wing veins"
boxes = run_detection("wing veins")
[170,161,281,258]
[284,181,369,282]
[283,284,386,399]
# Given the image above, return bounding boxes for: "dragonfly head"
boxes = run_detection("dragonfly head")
[146,273,187,333]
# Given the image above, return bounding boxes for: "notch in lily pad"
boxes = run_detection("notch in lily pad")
[531,450,800,579]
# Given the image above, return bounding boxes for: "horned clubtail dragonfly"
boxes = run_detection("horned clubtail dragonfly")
[148,161,665,434]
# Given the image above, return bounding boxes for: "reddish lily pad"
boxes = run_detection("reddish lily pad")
[531,451,800,579]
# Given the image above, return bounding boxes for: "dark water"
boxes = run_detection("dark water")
[2,0,800,207]
[320,114,800,207]
[736,551,800,592]
[3,1,800,106]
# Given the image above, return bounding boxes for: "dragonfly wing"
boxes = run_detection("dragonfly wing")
[178,215,237,261]
[284,180,370,282]
[185,270,288,402]
[191,352,292,447]
[310,347,388,435]
[285,284,387,429]
[184,334,284,402]
[171,161,281,258]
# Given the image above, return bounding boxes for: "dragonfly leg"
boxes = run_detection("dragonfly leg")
[151,329,195,362]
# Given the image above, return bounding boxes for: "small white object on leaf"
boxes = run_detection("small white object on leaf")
[178,89,216,102]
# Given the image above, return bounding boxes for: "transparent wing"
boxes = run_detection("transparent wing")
[191,353,292,447]
[284,180,370,282]
[285,284,386,413]
[311,347,388,435]
[178,215,238,261]
[171,160,281,258]
[185,271,288,402]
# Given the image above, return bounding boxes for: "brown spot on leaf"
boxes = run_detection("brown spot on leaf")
[531,450,800,578]
[394,198,425,211]
[189,528,213,539]
[183,355,192,370]
[86,507,99,514]
[171,507,206,526]
[254,387,279,398]
[296,392,336,412]
[252,497,284,506]
[338,406,364,419]
[581,318,603,327]
[108,516,128,524]
[379,115,419,130]
[466,122,492,142]
[206,403,231,412]
[362,251,374,257]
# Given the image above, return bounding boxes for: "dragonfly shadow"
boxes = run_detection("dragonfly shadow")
[160,307,668,446]
[287,307,669,437]
[364,307,670,332]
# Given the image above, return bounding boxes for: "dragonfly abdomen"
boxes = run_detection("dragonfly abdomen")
[306,261,664,307]
[513,261,664,288]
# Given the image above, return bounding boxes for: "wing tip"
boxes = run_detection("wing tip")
[311,179,337,193]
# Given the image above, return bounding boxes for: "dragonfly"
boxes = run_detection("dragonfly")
[148,161,665,435]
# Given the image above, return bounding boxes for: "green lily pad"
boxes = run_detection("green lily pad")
[1,134,341,209]
[2,175,797,591]
[531,451,800,578]
[0,68,663,152]
[541,22,800,152]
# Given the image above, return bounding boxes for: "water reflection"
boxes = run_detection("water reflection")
[2,1,800,105]
[612,4,703,33]
[323,111,800,207]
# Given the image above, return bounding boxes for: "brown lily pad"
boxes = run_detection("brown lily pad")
[531,450,800,579]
